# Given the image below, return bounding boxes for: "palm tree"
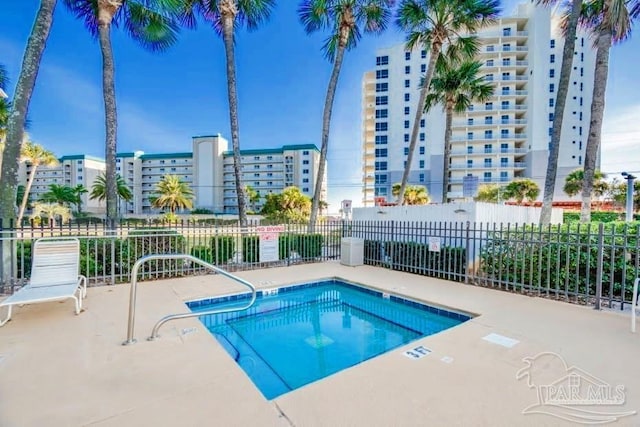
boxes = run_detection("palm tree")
[40,184,79,207]
[63,0,179,226]
[71,184,89,213]
[181,0,276,227]
[16,141,59,225]
[245,185,260,212]
[151,174,194,213]
[0,0,57,225]
[90,172,133,202]
[30,202,72,227]
[579,0,638,222]
[539,0,585,225]
[0,63,8,144]
[392,183,430,205]
[423,58,493,203]
[563,168,606,197]
[299,0,393,230]
[503,178,540,205]
[395,0,499,205]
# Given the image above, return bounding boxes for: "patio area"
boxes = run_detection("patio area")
[1,262,638,426]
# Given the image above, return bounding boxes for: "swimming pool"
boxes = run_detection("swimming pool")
[188,279,471,399]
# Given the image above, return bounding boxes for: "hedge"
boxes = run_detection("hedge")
[363,240,466,282]
[479,222,639,300]
[242,233,324,263]
[563,211,622,223]
[210,235,235,264]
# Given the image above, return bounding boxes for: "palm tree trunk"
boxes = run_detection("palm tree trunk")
[442,104,453,203]
[580,28,611,223]
[0,0,56,225]
[221,12,247,227]
[540,0,582,225]
[17,163,39,226]
[397,43,441,205]
[97,10,118,228]
[308,44,346,231]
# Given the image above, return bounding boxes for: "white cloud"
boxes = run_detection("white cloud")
[601,104,640,174]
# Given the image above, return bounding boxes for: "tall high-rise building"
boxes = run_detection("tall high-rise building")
[361,2,597,205]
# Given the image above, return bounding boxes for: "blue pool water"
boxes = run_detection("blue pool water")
[188,279,471,399]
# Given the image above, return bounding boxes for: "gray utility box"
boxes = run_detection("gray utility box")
[341,237,364,267]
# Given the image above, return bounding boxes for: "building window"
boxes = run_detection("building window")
[500,171,508,181]
[467,132,474,140]
[419,146,425,155]
[303,160,309,165]
[404,134,410,142]
[302,178,309,183]
[375,96,388,105]
[376,69,389,79]
[501,101,509,109]
[375,174,388,184]
[484,144,492,153]
[405,51,411,60]
[485,74,494,81]
[405,65,411,74]
[419,133,425,141]
[375,148,388,158]
[421,50,426,59]
[502,58,511,66]
[404,93,410,102]
[375,161,388,171]
[420,64,426,73]
[468,146,474,154]
[419,160,425,168]
[486,59,494,67]
[550,39,555,48]
[404,79,410,88]
[404,106,410,115]
[550,54,555,63]
[549,113,554,121]
[502,43,511,51]
[375,135,388,144]
[485,130,493,139]
[375,122,388,131]
[420,119,425,128]
[375,109,388,118]
[376,55,389,66]
[549,69,555,78]
[503,27,511,36]
[375,82,388,92]
[485,102,493,110]
[501,157,508,166]
[501,129,509,138]
[484,158,492,167]
[467,159,473,167]
[303,150,310,155]
[404,120,410,129]
[404,147,409,155]
[549,98,555,107]
[485,116,493,124]
[419,173,425,182]
[549,83,555,93]
[303,169,309,174]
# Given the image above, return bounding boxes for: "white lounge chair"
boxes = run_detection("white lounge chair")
[632,278,640,333]
[0,237,87,326]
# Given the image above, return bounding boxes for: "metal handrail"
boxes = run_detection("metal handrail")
[123,254,257,345]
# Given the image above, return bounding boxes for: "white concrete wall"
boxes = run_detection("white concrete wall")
[352,202,563,224]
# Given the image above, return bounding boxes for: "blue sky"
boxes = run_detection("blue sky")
[1,1,639,210]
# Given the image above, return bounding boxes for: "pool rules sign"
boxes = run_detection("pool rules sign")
[257,226,285,263]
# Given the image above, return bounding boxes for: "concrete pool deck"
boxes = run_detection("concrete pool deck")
[1,262,639,426]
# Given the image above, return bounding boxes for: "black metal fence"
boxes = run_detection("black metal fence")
[2,219,639,310]
[345,220,640,309]
[0,219,342,294]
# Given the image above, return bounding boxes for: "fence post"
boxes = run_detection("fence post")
[594,222,604,310]
[465,221,471,284]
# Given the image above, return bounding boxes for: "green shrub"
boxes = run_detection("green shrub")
[479,222,639,300]
[210,235,235,264]
[190,245,212,263]
[564,211,622,223]
[126,228,187,275]
[276,233,323,259]
[243,235,260,263]
[191,208,214,214]
[362,240,465,281]
[16,240,32,279]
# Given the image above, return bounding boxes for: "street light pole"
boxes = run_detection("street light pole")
[621,172,636,222]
